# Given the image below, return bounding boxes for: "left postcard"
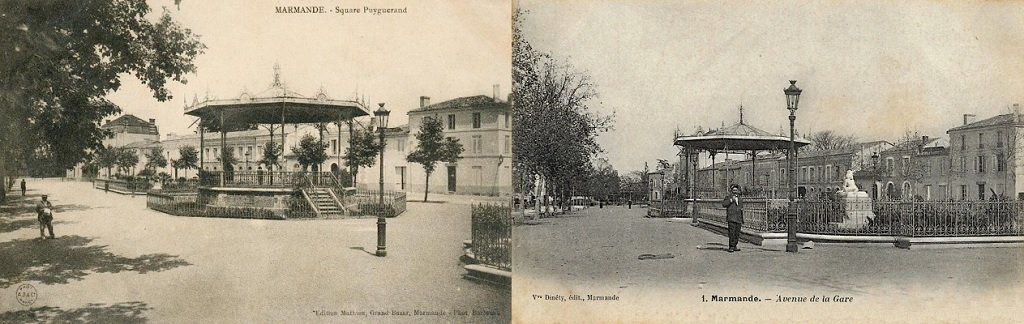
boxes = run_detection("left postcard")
[0,0,512,323]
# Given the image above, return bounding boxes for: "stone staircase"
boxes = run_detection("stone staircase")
[307,188,344,217]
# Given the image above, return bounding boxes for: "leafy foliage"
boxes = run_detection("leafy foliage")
[512,8,614,203]
[407,116,464,201]
[171,145,199,177]
[0,0,204,202]
[258,142,283,171]
[292,134,328,171]
[116,149,139,175]
[144,147,168,171]
[344,125,383,180]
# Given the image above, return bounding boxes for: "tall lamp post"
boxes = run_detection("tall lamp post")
[784,80,802,253]
[375,103,390,257]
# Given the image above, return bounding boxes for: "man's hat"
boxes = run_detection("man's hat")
[41,194,48,198]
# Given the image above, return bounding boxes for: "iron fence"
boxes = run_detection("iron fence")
[146,190,301,220]
[471,202,512,271]
[691,197,1024,237]
[344,189,407,217]
[93,178,151,193]
[199,171,303,188]
[650,199,689,217]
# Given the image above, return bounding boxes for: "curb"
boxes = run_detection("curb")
[692,218,1024,249]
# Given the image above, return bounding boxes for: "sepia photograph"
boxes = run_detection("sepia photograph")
[0,0,511,323]
[512,1,1023,323]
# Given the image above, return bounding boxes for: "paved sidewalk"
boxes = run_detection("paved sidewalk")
[514,205,1024,323]
[0,179,509,323]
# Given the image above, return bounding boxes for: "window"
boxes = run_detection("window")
[997,153,1006,172]
[331,140,337,154]
[960,157,967,172]
[978,133,984,149]
[504,113,510,128]
[961,185,968,200]
[961,135,966,150]
[504,135,511,154]
[472,135,482,154]
[925,185,932,200]
[978,184,986,200]
[447,114,455,130]
[397,139,405,152]
[885,158,894,175]
[978,155,986,173]
[902,156,910,174]
[472,112,481,128]
[997,131,1004,148]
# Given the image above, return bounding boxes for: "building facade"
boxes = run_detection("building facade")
[947,108,1024,200]
[68,92,513,197]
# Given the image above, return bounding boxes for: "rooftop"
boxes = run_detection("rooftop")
[408,95,509,113]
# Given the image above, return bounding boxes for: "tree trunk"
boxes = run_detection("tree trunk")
[423,172,431,202]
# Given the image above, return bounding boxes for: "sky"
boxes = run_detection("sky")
[517,0,1024,172]
[108,0,511,137]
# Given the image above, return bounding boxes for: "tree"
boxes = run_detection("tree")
[512,8,614,206]
[258,142,283,171]
[96,146,119,178]
[217,147,239,173]
[407,117,465,202]
[0,1,204,202]
[144,147,168,174]
[292,134,328,172]
[171,145,199,179]
[344,126,383,185]
[807,130,858,151]
[116,149,139,176]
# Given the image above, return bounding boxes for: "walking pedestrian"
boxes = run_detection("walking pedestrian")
[20,179,26,196]
[721,184,744,252]
[36,194,55,239]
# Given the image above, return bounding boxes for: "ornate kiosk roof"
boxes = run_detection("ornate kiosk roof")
[184,66,371,131]
[675,121,810,152]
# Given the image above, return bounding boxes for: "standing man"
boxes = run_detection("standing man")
[721,184,744,252]
[20,179,26,196]
[36,194,55,239]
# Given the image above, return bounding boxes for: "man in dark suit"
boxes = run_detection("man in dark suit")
[721,184,743,252]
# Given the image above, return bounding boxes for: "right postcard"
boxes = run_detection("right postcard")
[511,1,1024,323]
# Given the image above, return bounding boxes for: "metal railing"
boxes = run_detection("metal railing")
[344,189,407,217]
[93,178,152,194]
[471,202,512,271]
[691,198,1024,237]
[199,171,304,188]
[146,190,301,219]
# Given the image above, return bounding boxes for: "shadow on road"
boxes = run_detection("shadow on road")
[0,235,191,288]
[0,301,151,323]
[348,246,376,256]
[0,220,73,234]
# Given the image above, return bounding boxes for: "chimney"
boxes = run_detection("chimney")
[493,84,500,102]
[921,135,929,143]
[1014,103,1020,123]
[149,118,156,124]
[963,114,977,125]
[419,96,430,108]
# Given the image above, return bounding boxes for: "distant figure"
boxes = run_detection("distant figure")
[721,184,744,253]
[104,181,109,193]
[628,199,632,209]
[257,166,264,185]
[36,194,55,239]
[20,179,26,196]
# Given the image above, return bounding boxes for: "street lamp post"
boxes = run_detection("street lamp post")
[375,103,390,257]
[784,80,803,253]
